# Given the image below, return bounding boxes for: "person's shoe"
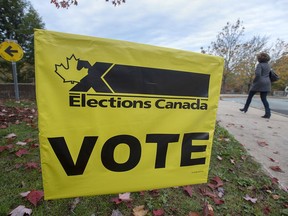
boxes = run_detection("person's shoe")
[239,108,247,113]
[261,114,271,119]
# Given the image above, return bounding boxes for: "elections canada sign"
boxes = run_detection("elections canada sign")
[35,29,224,199]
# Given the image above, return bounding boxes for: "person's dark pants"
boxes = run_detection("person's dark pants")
[243,91,270,115]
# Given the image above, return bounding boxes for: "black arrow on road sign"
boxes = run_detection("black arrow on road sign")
[5,46,18,57]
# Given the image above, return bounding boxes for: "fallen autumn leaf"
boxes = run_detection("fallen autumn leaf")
[111,209,123,216]
[133,205,148,216]
[243,194,257,203]
[9,205,32,216]
[183,185,193,197]
[5,133,17,139]
[15,149,29,157]
[153,209,165,216]
[26,190,44,206]
[16,141,27,146]
[270,166,284,173]
[210,176,224,188]
[119,192,132,201]
[257,140,268,147]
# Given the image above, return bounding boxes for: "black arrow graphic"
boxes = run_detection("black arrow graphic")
[70,60,210,98]
[105,65,210,98]
[5,46,18,57]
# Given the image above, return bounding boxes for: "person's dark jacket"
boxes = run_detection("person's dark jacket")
[250,62,271,92]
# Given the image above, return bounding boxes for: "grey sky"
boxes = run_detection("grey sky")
[29,0,288,52]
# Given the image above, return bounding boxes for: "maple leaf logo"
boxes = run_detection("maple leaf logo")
[55,55,87,84]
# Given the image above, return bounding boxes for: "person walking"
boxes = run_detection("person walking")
[239,52,272,119]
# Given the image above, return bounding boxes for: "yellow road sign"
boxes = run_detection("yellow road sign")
[0,41,24,62]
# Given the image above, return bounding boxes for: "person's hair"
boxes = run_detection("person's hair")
[257,52,270,63]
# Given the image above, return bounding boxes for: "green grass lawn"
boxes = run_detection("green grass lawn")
[0,100,287,216]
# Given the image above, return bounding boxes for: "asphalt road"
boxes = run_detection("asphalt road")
[221,96,288,116]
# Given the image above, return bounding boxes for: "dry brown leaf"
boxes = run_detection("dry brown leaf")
[270,166,284,173]
[119,192,132,201]
[212,197,225,205]
[210,176,224,188]
[9,205,32,216]
[5,133,17,139]
[111,209,123,216]
[183,185,193,197]
[217,156,223,161]
[20,191,31,197]
[203,202,214,216]
[257,141,268,147]
[243,194,257,203]
[70,197,80,213]
[271,177,279,184]
[16,141,27,146]
[26,190,44,206]
[133,205,148,216]
[272,194,280,200]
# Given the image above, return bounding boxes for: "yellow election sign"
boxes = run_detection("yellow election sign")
[34,29,224,200]
[0,41,24,62]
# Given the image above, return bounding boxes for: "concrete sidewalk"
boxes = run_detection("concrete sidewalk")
[216,99,288,191]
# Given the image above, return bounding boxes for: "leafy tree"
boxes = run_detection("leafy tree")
[271,54,288,91]
[0,0,44,82]
[50,0,125,9]
[200,19,288,94]
[265,39,288,92]
[235,38,288,93]
[233,36,268,93]
[201,19,245,93]
[269,39,288,65]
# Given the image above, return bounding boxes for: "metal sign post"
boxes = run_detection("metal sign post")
[0,40,24,101]
[11,62,20,101]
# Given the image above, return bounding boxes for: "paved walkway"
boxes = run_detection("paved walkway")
[217,99,288,191]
